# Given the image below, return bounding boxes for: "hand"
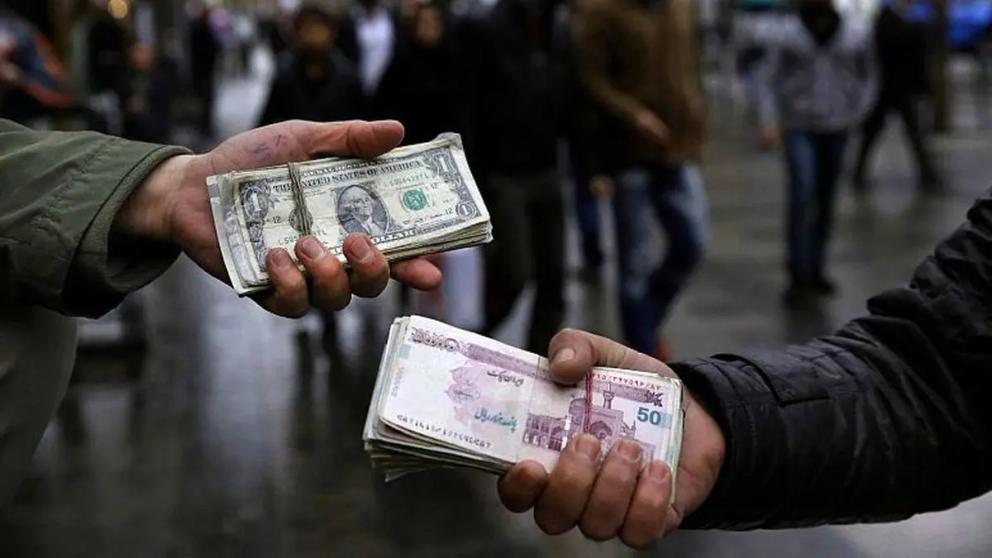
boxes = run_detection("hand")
[589,174,616,200]
[633,110,670,149]
[759,127,782,150]
[115,119,443,317]
[497,329,725,549]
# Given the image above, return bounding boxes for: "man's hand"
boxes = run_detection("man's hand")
[497,329,725,549]
[115,119,443,317]
[633,110,670,150]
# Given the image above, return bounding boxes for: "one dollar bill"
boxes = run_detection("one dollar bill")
[364,316,685,485]
[207,134,492,295]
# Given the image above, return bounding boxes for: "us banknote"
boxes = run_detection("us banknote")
[364,317,685,485]
[207,134,492,295]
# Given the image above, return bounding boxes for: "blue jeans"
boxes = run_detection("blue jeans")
[613,165,708,354]
[567,140,603,270]
[784,130,849,283]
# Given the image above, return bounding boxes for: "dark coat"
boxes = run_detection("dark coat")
[376,34,463,145]
[875,5,931,101]
[471,0,560,176]
[258,52,363,126]
[677,188,992,529]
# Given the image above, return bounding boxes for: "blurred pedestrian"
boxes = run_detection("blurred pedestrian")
[575,0,709,359]
[258,6,361,126]
[756,0,878,306]
[555,0,604,281]
[257,5,364,352]
[475,0,564,354]
[121,45,179,144]
[189,3,221,137]
[338,0,400,118]
[377,0,461,144]
[85,5,128,97]
[853,0,939,192]
[0,6,72,124]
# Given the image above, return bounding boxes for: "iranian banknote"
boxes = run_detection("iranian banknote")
[207,134,491,295]
[364,317,685,485]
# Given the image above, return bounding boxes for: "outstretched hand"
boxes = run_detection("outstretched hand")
[115,120,443,317]
[497,329,725,549]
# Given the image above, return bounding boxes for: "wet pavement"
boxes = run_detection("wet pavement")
[3,63,992,557]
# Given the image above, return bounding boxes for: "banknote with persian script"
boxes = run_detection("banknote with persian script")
[368,316,684,476]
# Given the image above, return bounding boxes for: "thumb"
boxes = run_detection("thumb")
[547,329,670,386]
[301,119,405,159]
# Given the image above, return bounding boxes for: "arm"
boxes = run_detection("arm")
[0,119,443,319]
[0,119,187,315]
[754,43,782,134]
[678,188,992,529]
[572,4,649,129]
[853,38,881,124]
[498,189,992,544]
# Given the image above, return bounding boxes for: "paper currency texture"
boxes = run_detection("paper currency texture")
[364,317,685,485]
[207,134,491,295]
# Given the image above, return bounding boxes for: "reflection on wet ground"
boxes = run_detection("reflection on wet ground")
[4,83,992,557]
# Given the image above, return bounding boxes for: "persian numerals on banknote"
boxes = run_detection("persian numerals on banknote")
[364,316,685,485]
[207,133,492,295]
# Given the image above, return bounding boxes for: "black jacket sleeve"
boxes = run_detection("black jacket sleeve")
[676,188,992,530]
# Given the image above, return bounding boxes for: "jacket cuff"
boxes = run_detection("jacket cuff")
[64,139,190,317]
[670,356,777,530]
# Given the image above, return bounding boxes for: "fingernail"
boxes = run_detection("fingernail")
[269,249,293,269]
[574,434,600,461]
[616,439,643,463]
[552,347,575,366]
[647,461,670,482]
[351,235,373,263]
[301,237,326,260]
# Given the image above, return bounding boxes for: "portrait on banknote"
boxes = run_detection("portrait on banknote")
[336,184,390,236]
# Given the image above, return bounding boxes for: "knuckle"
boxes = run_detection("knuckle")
[277,273,307,297]
[555,465,592,491]
[557,328,584,341]
[620,530,653,551]
[535,514,572,536]
[599,464,637,489]
[579,519,619,542]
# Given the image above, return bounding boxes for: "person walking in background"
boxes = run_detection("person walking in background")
[756,0,878,306]
[258,5,364,352]
[189,3,221,138]
[556,0,604,282]
[338,0,400,119]
[574,0,709,360]
[121,45,179,144]
[258,6,362,127]
[376,0,462,144]
[853,0,939,193]
[0,6,72,124]
[474,0,564,354]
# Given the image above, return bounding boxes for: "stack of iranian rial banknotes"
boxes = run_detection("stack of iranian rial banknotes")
[207,134,491,295]
[364,316,685,482]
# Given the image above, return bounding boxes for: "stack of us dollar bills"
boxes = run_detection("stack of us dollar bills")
[364,316,685,482]
[207,134,492,295]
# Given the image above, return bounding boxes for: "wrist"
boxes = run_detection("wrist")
[113,154,195,244]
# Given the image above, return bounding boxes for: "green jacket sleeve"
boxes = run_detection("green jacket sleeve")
[0,119,190,317]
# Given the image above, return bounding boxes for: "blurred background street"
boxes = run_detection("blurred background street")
[2,0,992,556]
